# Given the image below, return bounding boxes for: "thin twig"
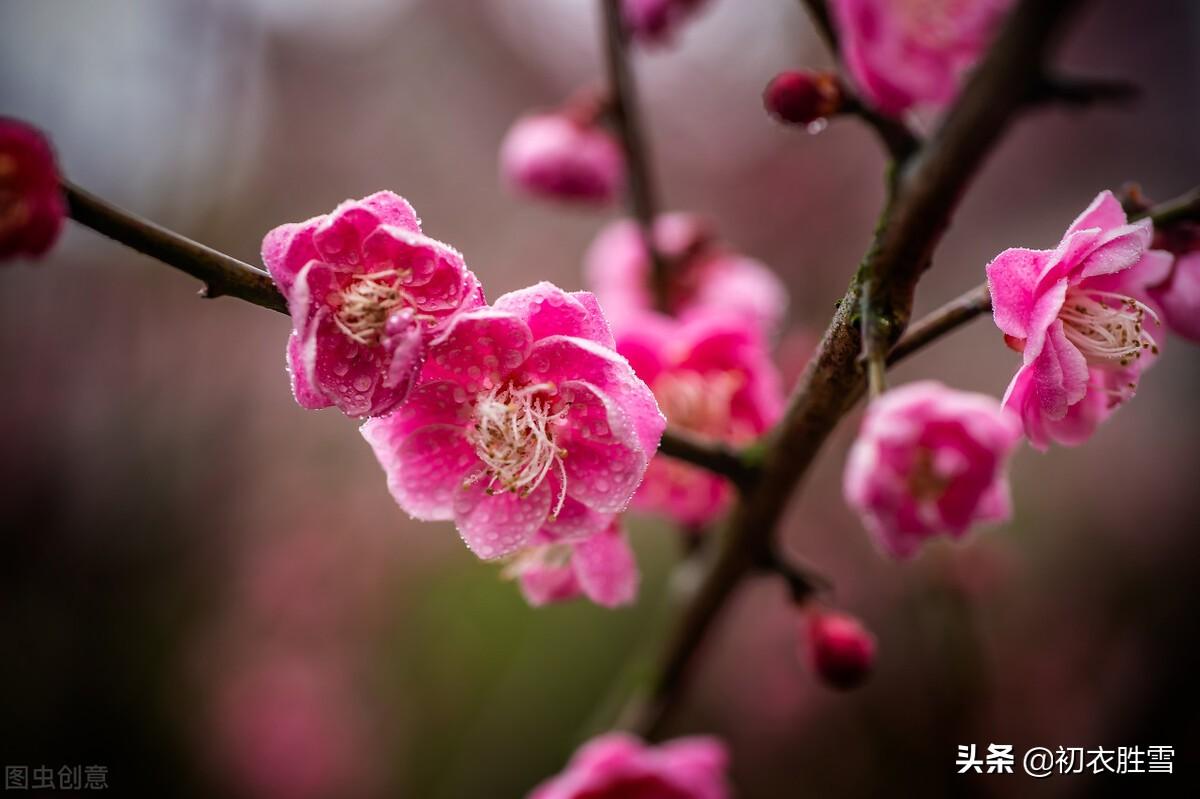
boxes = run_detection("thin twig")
[63,179,287,314]
[634,0,1088,741]
[1141,187,1200,227]
[887,282,992,365]
[658,428,754,488]
[600,0,670,310]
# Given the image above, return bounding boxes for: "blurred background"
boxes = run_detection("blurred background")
[2,0,1198,796]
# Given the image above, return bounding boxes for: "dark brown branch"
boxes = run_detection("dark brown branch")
[1029,74,1140,108]
[635,0,1088,741]
[1141,187,1200,228]
[600,0,670,310]
[64,180,287,314]
[887,282,992,365]
[658,428,754,488]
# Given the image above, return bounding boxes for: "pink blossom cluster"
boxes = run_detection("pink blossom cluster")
[263,195,665,609]
[585,214,788,527]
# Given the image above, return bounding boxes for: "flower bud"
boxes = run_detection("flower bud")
[499,112,623,205]
[1,118,65,262]
[803,609,876,690]
[762,71,843,126]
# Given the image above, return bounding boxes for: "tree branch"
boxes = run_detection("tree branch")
[634,0,1088,741]
[600,0,670,310]
[63,179,287,314]
[658,428,754,488]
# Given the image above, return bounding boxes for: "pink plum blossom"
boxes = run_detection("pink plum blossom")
[0,118,65,261]
[262,191,483,418]
[507,519,639,608]
[500,112,624,205]
[617,312,783,526]
[622,0,711,46]
[803,609,877,690]
[585,213,787,337]
[830,0,1014,118]
[529,733,729,799]
[844,381,1022,559]
[1150,251,1200,342]
[986,191,1170,449]
[362,282,665,560]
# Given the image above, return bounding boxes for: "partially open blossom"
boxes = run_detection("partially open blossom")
[987,191,1170,449]
[362,282,665,560]
[763,70,844,126]
[622,0,711,46]
[500,112,623,205]
[844,381,1022,559]
[830,0,1013,118]
[529,733,729,799]
[1150,251,1200,342]
[585,213,787,337]
[618,313,783,526]
[803,609,877,690]
[507,519,639,608]
[1,118,66,261]
[262,191,483,418]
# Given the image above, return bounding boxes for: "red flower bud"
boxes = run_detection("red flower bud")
[762,71,843,126]
[803,609,876,690]
[1,118,65,262]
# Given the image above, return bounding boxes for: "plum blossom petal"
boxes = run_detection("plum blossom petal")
[831,0,1014,117]
[362,423,475,522]
[1150,251,1200,342]
[529,733,730,799]
[454,479,554,560]
[492,282,615,349]
[509,521,638,609]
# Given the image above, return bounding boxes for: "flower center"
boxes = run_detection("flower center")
[907,448,951,502]
[330,269,412,347]
[0,191,30,237]
[1059,288,1159,368]
[465,382,569,516]
[653,370,745,442]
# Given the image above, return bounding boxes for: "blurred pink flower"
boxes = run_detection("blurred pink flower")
[529,732,729,799]
[803,609,877,690]
[618,313,783,526]
[1150,251,1200,342]
[830,0,1013,117]
[844,381,1021,559]
[262,191,484,418]
[508,519,639,608]
[500,112,623,205]
[362,282,665,560]
[211,655,373,799]
[622,0,711,46]
[585,213,787,337]
[987,190,1168,449]
[0,118,65,261]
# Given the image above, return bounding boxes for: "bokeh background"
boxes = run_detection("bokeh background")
[2,1,1199,796]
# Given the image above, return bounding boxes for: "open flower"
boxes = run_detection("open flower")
[987,190,1170,449]
[844,381,1022,559]
[362,282,665,560]
[1,118,66,261]
[830,0,1013,118]
[585,213,787,337]
[617,313,783,526]
[262,191,483,418]
[529,733,729,799]
[500,112,623,205]
[622,0,711,46]
[506,519,639,609]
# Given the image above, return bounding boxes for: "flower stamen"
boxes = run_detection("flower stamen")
[465,382,569,517]
[331,269,413,347]
[1059,288,1160,368]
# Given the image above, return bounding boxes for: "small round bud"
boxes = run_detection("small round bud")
[762,70,843,126]
[803,609,876,690]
